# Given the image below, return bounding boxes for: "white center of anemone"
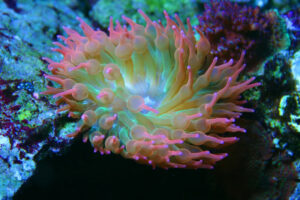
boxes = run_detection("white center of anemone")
[124,75,166,110]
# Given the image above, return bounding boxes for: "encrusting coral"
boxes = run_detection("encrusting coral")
[42,10,260,169]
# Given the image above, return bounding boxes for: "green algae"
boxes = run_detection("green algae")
[90,0,199,28]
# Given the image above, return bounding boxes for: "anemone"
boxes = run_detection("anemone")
[42,10,260,169]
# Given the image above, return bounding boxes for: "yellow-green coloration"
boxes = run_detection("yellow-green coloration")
[16,101,38,121]
[289,114,300,133]
[17,110,32,121]
[268,119,282,129]
[242,80,261,102]
[279,94,300,133]
[279,95,289,116]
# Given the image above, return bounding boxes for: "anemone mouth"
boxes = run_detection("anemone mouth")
[42,10,259,169]
[124,75,166,113]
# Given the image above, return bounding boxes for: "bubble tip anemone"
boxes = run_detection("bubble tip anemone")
[42,10,259,169]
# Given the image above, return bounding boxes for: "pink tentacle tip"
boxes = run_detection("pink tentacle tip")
[97,91,108,99]
[219,140,224,144]
[57,35,63,39]
[133,156,139,161]
[105,67,113,74]
[76,16,83,22]
[82,137,88,143]
[41,57,51,63]
[81,114,88,121]
[53,94,59,99]
[68,67,75,72]
[223,153,228,157]
[225,118,232,123]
